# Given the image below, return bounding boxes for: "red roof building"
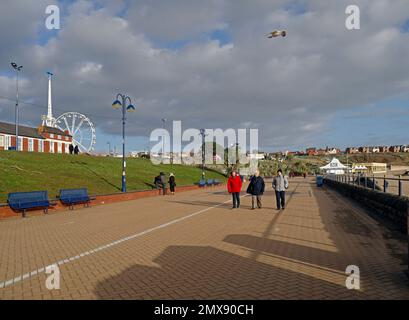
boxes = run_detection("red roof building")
[0,122,72,154]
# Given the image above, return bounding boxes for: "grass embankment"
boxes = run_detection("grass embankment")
[0,151,226,203]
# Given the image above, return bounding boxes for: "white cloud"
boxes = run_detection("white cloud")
[0,0,408,151]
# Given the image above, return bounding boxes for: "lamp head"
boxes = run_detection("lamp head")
[112,99,122,109]
[11,62,22,70]
[126,104,135,112]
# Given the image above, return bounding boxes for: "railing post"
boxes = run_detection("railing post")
[357,173,360,186]
[398,175,402,197]
[383,175,387,193]
[365,174,368,189]
[372,175,375,191]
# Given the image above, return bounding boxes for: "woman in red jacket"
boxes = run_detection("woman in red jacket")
[227,170,243,209]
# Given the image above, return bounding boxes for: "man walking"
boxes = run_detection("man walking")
[246,170,265,209]
[273,169,289,210]
[227,170,243,209]
[159,172,167,195]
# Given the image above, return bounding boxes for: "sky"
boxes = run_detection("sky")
[0,0,408,153]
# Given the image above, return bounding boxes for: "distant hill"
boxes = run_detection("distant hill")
[0,151,226,203]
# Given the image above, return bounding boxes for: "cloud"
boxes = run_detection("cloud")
[0,0,408,152]
[126,0,226,41]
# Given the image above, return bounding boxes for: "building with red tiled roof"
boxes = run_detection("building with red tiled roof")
[0,121,72,154]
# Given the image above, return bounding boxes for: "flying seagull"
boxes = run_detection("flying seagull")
[266,30,287,38]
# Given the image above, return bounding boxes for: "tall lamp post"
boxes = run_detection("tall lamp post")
[199,129,208,179]
[112,94,135,192]
[107,142,111,155]
[161,118,167,160]
[11,62,23,151]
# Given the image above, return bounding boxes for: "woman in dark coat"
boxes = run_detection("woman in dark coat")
[246,169,265,210]
[169,173,176,195]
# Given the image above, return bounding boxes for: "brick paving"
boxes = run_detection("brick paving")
[0,178,408,299]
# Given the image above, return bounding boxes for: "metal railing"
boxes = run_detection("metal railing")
[326,173,409,197]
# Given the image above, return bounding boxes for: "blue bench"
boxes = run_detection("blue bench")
[198,179,206,188]
[59,188,93,209]
[207,179,214,186]
[8,191,53,218]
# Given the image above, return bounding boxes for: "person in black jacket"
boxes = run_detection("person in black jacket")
[168,173,176,195]
[154,175,162,193]
[246,169,265,209]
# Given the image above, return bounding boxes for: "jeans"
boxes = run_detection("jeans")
[232,192,240,208]
[275,191,285,209]
[251,195,262,208]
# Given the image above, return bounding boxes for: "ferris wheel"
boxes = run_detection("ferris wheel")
[55,112,96,153]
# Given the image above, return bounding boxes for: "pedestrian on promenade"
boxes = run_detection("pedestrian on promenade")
[69,144,74,154]
[74,145,79,155]
[169,173,176,195]
[227,170,243,209]
[154,175,162,194]
[272,169,289,210]
[246,169,265,210]
[160,172,167,195]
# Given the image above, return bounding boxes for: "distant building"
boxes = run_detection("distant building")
[306,147,317,156]
[316,149,326,155]
[353,162,387,174]
[247,152,265,160]
[130,151,149,158]
[379,146,389,153]
[326,147,340,155]
[346,147,359,154]
[401,145,409,153]
[389,146,401,153]
[0,122,72,154]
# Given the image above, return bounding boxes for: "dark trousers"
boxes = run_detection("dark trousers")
[275,191,286,209]
[232,192,240,208]
[252,195,262,208]
[162,184,167,195]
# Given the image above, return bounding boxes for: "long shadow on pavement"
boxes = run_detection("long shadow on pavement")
[93,245,358,300]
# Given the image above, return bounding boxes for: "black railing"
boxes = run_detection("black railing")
[326,174,409,197]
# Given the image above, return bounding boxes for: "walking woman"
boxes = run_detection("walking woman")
[169,173,176,195]
[227,170,243,209]
[246,169,265,209]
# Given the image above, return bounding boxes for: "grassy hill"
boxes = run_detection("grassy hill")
[0,151,226,203]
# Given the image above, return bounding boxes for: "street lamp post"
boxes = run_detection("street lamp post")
[161,118,167,160]
[199,129,208,179]
[11,62,23,151]
[112,94,135,192]
[107,142,111,155]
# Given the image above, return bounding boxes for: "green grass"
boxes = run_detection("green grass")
[0,151,226,203]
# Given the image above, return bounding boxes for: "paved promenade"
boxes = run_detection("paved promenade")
[0,178,408,299]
